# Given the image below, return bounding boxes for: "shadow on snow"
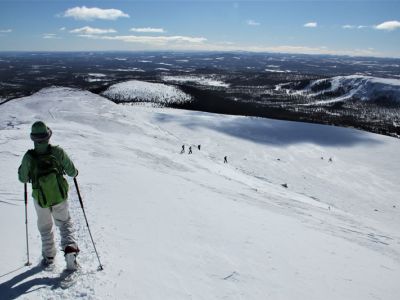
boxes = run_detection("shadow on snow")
[0,264,68,300]
[154,112,382,147]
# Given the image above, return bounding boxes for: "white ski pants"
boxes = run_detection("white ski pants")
[33,199,77,258]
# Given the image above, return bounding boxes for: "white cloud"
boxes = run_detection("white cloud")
[0,29,12,33]
[304,22,317,28]
[246,20,260,26]
[70,26,117,35]
[79,34,207,45]
[342,25,368,30]
[59,27,66,31]
[130,27,165,33]
[64,6,129,21]
[42,33,60,39]
[375,20,400,31]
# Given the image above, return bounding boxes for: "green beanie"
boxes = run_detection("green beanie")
[30,121,52,142]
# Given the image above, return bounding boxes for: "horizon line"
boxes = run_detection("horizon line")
[0,49,399,60]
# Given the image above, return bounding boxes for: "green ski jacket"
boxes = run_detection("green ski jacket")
[18,142,78,206]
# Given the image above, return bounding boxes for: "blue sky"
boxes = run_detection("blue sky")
[0,0,399,57]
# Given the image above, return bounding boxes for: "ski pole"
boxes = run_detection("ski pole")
[24,183,31,266]
[73,177,104,271]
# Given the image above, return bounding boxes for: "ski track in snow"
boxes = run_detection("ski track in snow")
[0,87,399,299]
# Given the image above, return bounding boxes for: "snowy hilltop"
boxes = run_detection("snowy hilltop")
[102,79,192,104]
[0,87,399,299]
[298,75,400,105]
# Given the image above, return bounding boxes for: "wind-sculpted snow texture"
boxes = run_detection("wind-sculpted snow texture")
[102,80,192,104]
[0,87,399,299]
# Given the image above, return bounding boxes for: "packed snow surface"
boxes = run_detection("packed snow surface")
[0,87,399,299]
[102,80,192,104]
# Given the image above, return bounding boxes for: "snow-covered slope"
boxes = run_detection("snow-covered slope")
[102,80,192,104]
[288,75,400,105]
[0,87,399,299]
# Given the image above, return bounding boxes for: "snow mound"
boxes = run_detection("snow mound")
[162,75,230,88]
[102,80,192,104]
[307,75,400,104]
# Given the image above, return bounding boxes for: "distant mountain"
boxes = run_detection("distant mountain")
[299,75,400,105]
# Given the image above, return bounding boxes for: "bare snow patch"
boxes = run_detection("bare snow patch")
[88,73,107,77]
[265,68,290,73]
[158,62,174,66]
[108,68,145,72]
[162,75,230,88]
[85,73,111,82]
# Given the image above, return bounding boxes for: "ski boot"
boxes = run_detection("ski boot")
[41,256,55,271]
[64,245,80,271]
[41,256,54,266]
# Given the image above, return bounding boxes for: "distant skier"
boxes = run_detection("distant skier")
[18,121,79,269]
[329,157,333,162]
[198,145,201,151]
[224,156,228,163]
[181,145,185,154]
[188,146,192,154]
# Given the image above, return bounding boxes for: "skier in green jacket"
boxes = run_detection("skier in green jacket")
[18,121,79,269]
